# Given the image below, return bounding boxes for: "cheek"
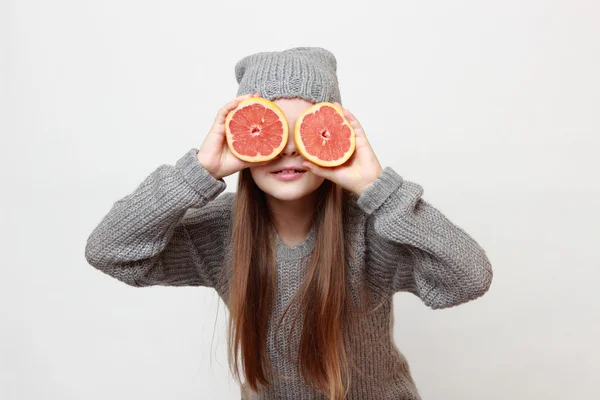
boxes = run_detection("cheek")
[307,174,326,190]
[249,166,271,190]
[249,164,269,178]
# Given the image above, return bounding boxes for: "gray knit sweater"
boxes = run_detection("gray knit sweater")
[84,148,493,399]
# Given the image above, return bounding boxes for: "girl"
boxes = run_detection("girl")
[85,47,493,400]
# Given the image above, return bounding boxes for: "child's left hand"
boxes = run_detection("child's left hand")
[302,103,383,196]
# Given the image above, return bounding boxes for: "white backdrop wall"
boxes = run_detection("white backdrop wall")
[2,1,598,399]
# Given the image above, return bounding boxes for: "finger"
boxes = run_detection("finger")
[333,102,363,134]
[341,110,368,138]
[214,94,253,124]
[343,108,358,122]
[234,93,254,101]
[333,102,354,121]
[223,94,251,113]
[335,104,360,127]
[215,100,239,120]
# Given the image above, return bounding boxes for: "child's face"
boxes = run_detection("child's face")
[249,97,325,202]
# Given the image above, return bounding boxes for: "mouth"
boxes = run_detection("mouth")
[271,168,307,175]
[270,166,307,181]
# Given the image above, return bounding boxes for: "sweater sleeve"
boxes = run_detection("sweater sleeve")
[356,167,493,309]
[84,148,230,288]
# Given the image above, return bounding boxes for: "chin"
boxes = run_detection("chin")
[264,186,317,202]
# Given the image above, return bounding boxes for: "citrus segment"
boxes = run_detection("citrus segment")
[294,102,356,167]
[225,98,288,162]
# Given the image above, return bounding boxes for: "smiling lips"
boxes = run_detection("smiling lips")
[270,165,307,173]
[270,166,307,181]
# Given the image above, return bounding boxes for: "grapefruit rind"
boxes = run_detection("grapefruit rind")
[225,97,289,163]
[293,102,356,167]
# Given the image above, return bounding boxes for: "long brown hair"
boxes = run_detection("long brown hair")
[224,168,370,399]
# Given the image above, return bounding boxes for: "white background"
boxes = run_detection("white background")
[2,0,599,399]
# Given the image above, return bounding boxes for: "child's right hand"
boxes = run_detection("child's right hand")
[197,93,264,179]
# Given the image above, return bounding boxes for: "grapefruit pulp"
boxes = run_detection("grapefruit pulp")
[294,102,356,167]
[225,97,288,162]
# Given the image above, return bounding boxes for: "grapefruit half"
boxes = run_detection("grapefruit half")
[294,102,356,167]
[225,97,288,162]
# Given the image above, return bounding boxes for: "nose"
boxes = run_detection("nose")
[279,132,299,157]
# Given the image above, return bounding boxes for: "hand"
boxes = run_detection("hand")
[197,93,267,179]
[302,103,383,196]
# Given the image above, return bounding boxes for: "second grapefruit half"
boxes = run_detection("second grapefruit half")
[294,102,356,167]
[225,97,288,162]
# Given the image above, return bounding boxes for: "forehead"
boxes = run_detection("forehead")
[272,98,314,121]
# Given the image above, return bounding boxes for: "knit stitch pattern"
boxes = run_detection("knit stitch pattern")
[85,148,493,399]
[235,47,342,105]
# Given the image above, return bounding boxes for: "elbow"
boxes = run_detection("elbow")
[447,250,494,308]
[84,236,101,269]
[84,236,146,288]
[84,234,109,271]
[449,256,493,309]
[85,254,147,288]
[465,258,493,304]
[424,258,493,310]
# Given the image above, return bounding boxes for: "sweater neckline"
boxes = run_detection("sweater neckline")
[275,224,315,260]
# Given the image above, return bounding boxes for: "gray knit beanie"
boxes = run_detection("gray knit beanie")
[235,47,342,105]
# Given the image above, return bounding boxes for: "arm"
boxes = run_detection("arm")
[357,167,493,309]
[84,148,230,288]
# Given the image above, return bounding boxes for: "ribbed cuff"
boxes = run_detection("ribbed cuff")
[175,148,226,201]
[356,167,404,215]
